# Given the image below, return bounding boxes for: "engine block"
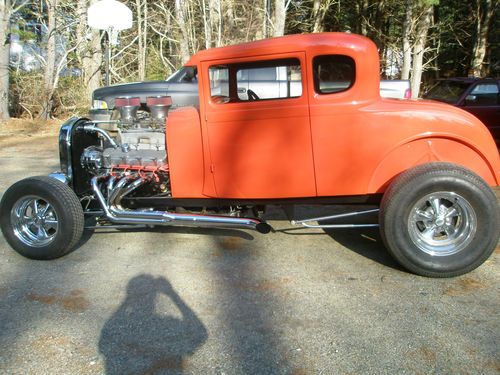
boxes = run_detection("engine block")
[103,148,167,168]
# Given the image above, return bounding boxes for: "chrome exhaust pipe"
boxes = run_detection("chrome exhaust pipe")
[90,177,272,233]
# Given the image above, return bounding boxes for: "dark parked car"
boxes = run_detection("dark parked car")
[423,78,500,143]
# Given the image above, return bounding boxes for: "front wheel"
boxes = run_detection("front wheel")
[379,163,499,277]
[0,176,84,260]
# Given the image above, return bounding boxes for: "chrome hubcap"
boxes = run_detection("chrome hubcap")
[11,196,59,247]
[408,192,476,256]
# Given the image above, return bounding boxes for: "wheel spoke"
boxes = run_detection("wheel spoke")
[40,203,52,217]
[430,198,441,216]
[36,225,49,240]
[422,225,437,240]
[23,216,35,226]
[31,200,39,215]
[444,225,456,236]
[44,220,58,231]
[445,207,458,219]
[415,209,433,221]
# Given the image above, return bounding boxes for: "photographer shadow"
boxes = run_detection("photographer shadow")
[99,274,207,375]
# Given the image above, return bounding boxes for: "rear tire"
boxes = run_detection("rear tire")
[0,176,84,260]
[379,163,499,277]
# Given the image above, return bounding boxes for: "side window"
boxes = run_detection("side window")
[313,55,355,94]
[466,83,499,106]
[209,65,229,99]
[209,58,302,104]
[236,58,302,101]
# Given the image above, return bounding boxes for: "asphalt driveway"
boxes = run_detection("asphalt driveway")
[0,131,499,374]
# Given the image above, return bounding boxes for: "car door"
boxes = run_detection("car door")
[461,82,500,141]
[200,53,317,199]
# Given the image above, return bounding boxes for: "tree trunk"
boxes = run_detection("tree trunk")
[77,0,102,106]
[262,0,269,38]
[40,0,57,119]
[0,0,11,120]
[210,0,222,47]
[273,0,286,37]
[401,0,413,80]
[201,0,212,49]
[470,0,495,77]
[360,0,369,35]
[136,0,147,81]
[175,0,190,64]
[410,4,433,98]
[311,0,330,33]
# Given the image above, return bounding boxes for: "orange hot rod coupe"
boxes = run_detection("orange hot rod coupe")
[1,33,499,277]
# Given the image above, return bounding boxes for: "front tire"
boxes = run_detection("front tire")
[379,163,499,277]
[0,176,84,260]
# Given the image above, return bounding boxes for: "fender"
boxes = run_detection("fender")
[368,135,500,193]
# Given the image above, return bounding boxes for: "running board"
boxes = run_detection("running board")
[291,208,380,228]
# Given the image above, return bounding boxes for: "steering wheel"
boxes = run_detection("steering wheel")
[247,89,260,101]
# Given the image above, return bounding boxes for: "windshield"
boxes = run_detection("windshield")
[166,67,198,83]
[424,81,470,104]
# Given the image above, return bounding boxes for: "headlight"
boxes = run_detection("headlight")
[92,100,108,109]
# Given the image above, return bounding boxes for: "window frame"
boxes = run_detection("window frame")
[313,54,356,95]
[207,57,304,105]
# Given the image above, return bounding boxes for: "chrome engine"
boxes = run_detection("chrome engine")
[81,96,171,172]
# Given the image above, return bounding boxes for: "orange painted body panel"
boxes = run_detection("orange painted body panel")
[166,33,500,199]
[199,52,316,199]
[166,107,209,198]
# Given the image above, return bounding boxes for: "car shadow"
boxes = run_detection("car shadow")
[323,227,403,271]
[99,274,207,375]
[277,205,404,272]
[90,225,255,241]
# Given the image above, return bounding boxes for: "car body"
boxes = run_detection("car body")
[423,78,500,143]
[1,33,499,278]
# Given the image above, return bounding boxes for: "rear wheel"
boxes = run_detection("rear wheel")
[0,176,84,260]
[379,163,499,277]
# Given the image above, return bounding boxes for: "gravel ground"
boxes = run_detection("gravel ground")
[0,130,499,375]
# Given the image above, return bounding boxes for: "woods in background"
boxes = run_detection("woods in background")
[0,0,498,120]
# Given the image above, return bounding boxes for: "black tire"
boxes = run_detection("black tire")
[0,176,84,260]
[379,162,500,278]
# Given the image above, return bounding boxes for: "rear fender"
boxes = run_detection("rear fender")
[368,137,499,193]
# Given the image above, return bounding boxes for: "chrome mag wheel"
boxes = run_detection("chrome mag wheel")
[11,196,59,248]
[408,192,476,256]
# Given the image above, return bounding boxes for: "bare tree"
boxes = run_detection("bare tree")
[175,0,190,63]
[273,0,286,36]
[76,0,102,105]
[201,0,212,48]
[40,0,58,119]
[210,0,222,47]
[0,0,28,120]
[262,0,269,38]
[136,0,147,80]
[410,3,433,98]
[401,0,413,80]
[470,0,496,77]
[311,0,332,33]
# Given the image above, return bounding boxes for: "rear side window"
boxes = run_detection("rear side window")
[313,55,355,94]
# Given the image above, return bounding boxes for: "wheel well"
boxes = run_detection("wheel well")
[368,138,498,193]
